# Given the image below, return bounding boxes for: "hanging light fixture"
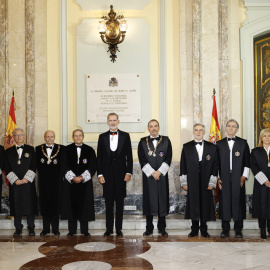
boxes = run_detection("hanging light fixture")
[98,5,128,63]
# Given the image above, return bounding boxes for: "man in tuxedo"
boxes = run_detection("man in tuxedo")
[138,119,172,236]
[62,129,96,236]
[4,128,37,236]
[0,144,4,213]
[36,130,66,235]
[180,123,219,238]
[97,113,133,237]
[217,119,250,238]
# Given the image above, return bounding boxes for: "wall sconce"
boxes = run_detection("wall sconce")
[98,5,128,63]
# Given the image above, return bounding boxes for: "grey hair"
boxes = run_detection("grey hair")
[193,123,205,131]
[44,130,55,137]
[12,128,25,136]
[72,128,84,137]
[226,119,239,129]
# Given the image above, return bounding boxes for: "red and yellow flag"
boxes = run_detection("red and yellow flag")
[4,95,17,150]
[209,92,221,144]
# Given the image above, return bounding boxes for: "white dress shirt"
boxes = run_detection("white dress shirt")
[194,140,204,161]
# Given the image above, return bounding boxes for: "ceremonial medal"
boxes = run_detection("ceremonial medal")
[40,158,45,163]
[24,153,29,158]
[206,155,211,160]
[53,159,58,164]
[83,159,88,164]
[17,160,21,165]
[235,151,240,157]
[148,150,153,156]
[47,158,52,164]
[146,136,162,157]
[268,162,270,167]
[153,152,156,157]
[159,152,164,157]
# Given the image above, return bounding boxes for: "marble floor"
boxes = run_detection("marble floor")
[0,229,270,270]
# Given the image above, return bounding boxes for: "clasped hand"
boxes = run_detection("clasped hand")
[15,178,29,185]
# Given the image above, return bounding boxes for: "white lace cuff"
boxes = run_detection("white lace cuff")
[142,163,155,178]
[242,167,250,179]
[7,172,19,185]
[65,170,76,183]
[0,169,2,175]
[180,175,187,187]
[158,162,169,176]
[255,171,268,185]
[24,170,36,182]
[208,175,217,188]
[81,170,91,183]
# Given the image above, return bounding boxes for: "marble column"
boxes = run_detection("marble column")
[218,0,229,136]
[0,0,7,142]
[25,0,35,146]
[192,0,202,124]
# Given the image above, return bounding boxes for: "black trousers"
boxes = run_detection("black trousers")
[68,219,88,234]
[258,218,270,231]
[42,215,59,232]
[14,215,35,230]
[146,215,166,231]
[191,220,207,233]
[105,196,124,231]
[222,219,243,232]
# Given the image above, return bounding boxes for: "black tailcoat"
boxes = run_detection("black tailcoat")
[35,144,66,217]
[217,137,250,221]
[97,130,133,199]
[138,136,172,217]
[0,145,4,211]
[180,141,218,221]
[250,147,270,219]
[4,145,37,216]
[61,143,96,222]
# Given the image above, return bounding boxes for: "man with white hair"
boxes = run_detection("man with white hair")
[5,128,37,236]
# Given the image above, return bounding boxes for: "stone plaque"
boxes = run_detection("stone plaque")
[87,74,141,123]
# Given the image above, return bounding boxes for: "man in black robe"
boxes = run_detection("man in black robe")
[5,128,37,236]
[36,130,66,235]
[217,119,250,238]
[62,129,96,236]
[180,123,218,238]
[97,113,133,237]
[138,119,172,236]
[0,144,4,213]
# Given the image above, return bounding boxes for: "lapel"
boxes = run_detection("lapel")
[11,145,19,160]
[50,143,58,157]
[202,140,208,163]
[104,131,110,155]
[192,140,199,161]
[260,146,268,165]
[117,130,124,155]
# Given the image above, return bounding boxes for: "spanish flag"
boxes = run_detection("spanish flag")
[4,94,17,150]
[209,90,221,144]
[3,94,17,187]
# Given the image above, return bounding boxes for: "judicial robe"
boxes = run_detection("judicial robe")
[180,141,218,221]
[4,145,37,216]
[97,130,133,199]
[138,136,172,217]
[217,137,250,221]
[250,147,270,219]
[61,143,96,222]
[35,144,66,217]
[0,145,4,212]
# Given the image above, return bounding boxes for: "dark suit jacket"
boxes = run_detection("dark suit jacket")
[97,130,133,198]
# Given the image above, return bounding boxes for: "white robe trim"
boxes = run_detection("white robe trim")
[7,172,19,185]
[65,170,76,183]
[255,171,268,185]
[24,170,35,182]
[180,175,187,187]
[142,163,155,178]
[81,170,91,183]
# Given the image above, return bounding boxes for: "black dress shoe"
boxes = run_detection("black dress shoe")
[235,231,243,238]
[67,232,74,236]
[83,232,91,237]
[188,231,198,238]
[52,231,60,236]
[261,229,267,239]
[220,230,229,238]
[29,229,35,236]
[103,230,113,237]
[40,230,50,236]
[143,230,153,236]
[158,229,168,236]
[13,229,22,237]
[201,232,210,238]
[116,230,123,236]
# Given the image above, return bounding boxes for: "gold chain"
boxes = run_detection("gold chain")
[41,144,60,161]
[146,136,162,157]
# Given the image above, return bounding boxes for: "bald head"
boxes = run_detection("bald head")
[44,130,55,146]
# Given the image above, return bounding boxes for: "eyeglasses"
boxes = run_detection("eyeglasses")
[14,134,25,137]
[226,125,238,129]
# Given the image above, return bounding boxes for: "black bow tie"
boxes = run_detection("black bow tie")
[76,145,82,149]
[46,146,53,149]
[151,136,160,141]
[16,146,24,150]
[228,137,235,141]
[195,141,202,145]
[109,131,118,135]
